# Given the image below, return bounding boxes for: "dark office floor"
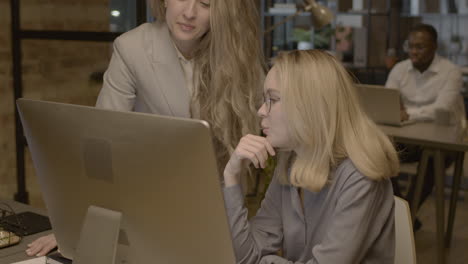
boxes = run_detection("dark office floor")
[397,160,468,264]
[415,191,468,264]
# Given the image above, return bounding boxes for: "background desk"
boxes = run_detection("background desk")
[379,122,468,264]
[0,200,52,264]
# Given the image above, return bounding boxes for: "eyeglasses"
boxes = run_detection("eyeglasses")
[408,44,429,52]
[403,40,431,53]
[263,93,273,114]
[263,93,279,114]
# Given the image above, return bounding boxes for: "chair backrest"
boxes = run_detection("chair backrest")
[394,196,417,264]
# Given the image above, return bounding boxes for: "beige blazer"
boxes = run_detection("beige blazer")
[96,21,191,118]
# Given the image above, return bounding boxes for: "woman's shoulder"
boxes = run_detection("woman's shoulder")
[335,159,360,179]
[333,159,390,190]
[436,55,462,73]
[114,21,168,48]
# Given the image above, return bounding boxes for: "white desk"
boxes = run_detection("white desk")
[0,200,52,264]
[379,122,468,264]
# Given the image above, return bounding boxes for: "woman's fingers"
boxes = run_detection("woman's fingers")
[224,134,276,186]
[240,148,261,168]
[239,143,267,168]
[26,239,42,256]
[37,242,55,257]
[26,234,57,256]
[245,134,276,156]
[237,135,275,168]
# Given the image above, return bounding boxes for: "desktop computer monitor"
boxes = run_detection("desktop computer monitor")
[17,99,236,264]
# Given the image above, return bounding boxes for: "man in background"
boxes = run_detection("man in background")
[385,23,464,230]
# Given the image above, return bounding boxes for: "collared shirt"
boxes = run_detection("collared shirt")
[172,41,201,118]
[173,44,194,95]
[385,54,464,123]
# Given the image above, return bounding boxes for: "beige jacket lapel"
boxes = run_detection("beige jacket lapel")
[149,22,191,118]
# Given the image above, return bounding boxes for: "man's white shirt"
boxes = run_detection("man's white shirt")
[385,54,464,123]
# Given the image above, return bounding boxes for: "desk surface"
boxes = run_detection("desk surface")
[379,122,468,152]
[0,200,52,264]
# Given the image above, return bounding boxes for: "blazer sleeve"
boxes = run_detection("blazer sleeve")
[95,37,137,111]
[223,175,284,264]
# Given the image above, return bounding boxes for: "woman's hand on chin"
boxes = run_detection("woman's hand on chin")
[224,134,275,187]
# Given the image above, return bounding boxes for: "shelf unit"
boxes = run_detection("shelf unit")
[261,0,394,84]
[261,0,308,58]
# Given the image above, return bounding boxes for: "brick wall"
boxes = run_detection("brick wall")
[0,0,112,208]
[0,0,15,202]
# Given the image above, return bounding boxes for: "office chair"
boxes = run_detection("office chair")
[394,196,417,264]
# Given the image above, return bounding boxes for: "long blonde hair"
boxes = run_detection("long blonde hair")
[274,50,399,192]
[152,0,266,165]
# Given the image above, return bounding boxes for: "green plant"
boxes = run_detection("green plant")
[293,28,312,42]
[314,24,335,49]
[293,25,335,49]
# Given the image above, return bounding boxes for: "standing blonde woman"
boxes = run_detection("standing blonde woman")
[224,50,399,263]
[98,0,265,165]
[26,0,264,257]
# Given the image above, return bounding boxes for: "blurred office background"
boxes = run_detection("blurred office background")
[1,1,468,263]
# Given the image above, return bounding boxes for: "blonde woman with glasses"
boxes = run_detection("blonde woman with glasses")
[224,50,399,264]
[26,0,264,257]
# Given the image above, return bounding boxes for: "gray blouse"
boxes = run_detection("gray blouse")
[223,159,395,264]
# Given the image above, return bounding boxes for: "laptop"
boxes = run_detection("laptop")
[17,99,236,264]
[356,84,415,126]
